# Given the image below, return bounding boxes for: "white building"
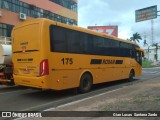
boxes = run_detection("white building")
[143,45,160,62]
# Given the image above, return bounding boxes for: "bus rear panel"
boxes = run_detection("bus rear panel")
[12,20,49,88]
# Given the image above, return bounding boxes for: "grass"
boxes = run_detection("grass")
[142,60,154,68]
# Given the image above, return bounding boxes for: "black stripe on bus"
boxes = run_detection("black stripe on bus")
[17,58,33,62]
[28,58,33,61]
[90,59,102,64]
[115,60,123,64]
[17,59,21,61]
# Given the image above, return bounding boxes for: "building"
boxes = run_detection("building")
[143,45,160,62]
[88,26,118,37]
[0,0,78,43]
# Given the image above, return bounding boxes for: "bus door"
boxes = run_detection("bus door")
[136,50,142,65]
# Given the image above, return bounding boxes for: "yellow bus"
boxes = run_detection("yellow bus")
[12,18,143,93]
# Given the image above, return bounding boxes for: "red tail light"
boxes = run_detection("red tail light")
[39,59,49,77]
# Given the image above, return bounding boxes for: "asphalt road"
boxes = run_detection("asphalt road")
[0,68,160,112]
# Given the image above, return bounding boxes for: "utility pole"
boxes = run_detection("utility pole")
[151,19,154,45]
[143,32,147,46]
[153,43,158,62]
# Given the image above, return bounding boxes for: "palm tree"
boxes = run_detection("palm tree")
[130,32,142,43]
[126,38,130,41]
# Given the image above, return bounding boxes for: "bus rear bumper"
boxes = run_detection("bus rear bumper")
[13,75,48,89]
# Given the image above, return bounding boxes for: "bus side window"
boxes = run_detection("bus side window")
[136,51,142,65]
[136,52,140,62]
[130,49,132,58]
[142,52,144,57]
[67,29,82,54]
[83,35,88,53]
[50,25,67,52]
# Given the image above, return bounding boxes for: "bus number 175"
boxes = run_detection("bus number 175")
[61,58,73,65]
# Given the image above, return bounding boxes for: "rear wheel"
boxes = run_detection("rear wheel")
[128,70,134,82]
[79,73,93,93]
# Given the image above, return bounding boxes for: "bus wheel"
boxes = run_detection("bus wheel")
[79,73,93,93]
[128,70,134,82]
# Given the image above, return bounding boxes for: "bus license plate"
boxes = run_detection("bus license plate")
[24,70,30,74]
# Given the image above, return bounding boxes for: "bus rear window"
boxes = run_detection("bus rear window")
[13,23,40,53]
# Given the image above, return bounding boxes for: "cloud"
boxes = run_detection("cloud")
[78,0,160,46]
[78,0,110,27]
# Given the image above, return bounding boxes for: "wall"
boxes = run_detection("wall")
[20,0,77,21]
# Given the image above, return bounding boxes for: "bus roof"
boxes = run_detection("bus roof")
[14,18,140,47]
[136,48,144,52]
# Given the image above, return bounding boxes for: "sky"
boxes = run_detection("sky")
[78,0,160,47]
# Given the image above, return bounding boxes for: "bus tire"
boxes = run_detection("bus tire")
[128,70,134,82]
[79,73,93,93]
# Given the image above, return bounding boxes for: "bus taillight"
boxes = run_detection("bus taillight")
[39,59,49,76]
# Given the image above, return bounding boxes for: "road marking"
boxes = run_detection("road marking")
[143,67,160,69]
[155,72,160,74]
[147,71,157,74]
[44,88,122,111]
[0,85,15,88]
[0,89,30,95]
[13,87,123,114]
[143,71,160,74]
[12,74,159,120]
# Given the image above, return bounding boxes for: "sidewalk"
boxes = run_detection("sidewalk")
[23,77,160,120]
[53,78,160,112]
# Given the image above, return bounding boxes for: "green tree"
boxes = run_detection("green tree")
[126,38,130,41]
[130,32,142,43]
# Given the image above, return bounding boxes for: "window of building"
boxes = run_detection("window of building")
[0,1,2,8]
[1,0,77,25]
[0,23,14,37]
[3,1,9,9]
[50,0,77,12]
